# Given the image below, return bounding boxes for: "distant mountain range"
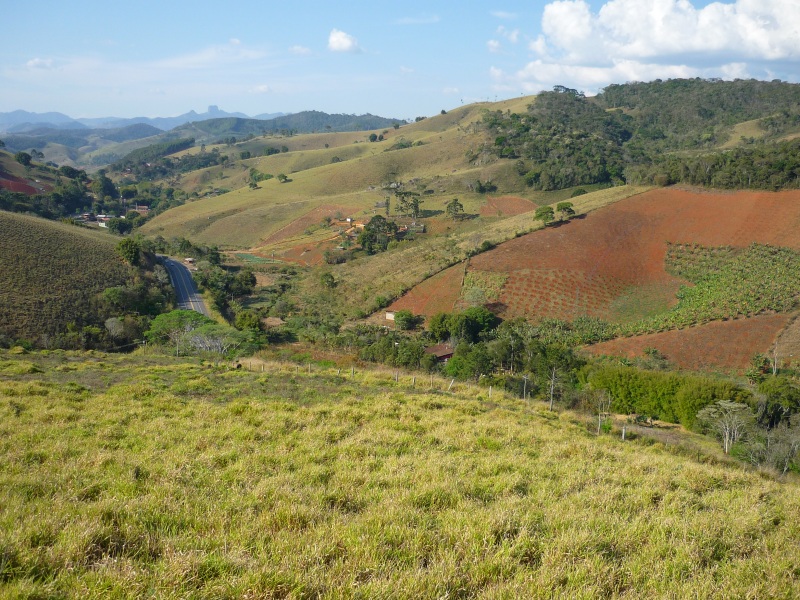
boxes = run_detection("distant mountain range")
[0,106,287,134]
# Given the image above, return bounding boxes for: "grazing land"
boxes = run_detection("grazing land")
[2,350,800,598]
[0,211,131,343]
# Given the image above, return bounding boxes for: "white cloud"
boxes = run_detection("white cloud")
[487,40,502,53]
[156,41,265,70]
[400,66,414,73]
[443,87,460,94]
[328,29,361,53]
[289,45,312,56]
[26,58,54,70]
[507,0,800,95]
[540,0,800,63]
[253,84,271,93]
[496,26,520,44]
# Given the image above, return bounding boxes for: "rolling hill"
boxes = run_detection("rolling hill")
[0,211,133,345]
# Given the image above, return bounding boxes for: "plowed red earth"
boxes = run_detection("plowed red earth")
[260,204,351,246]
[480,196,536,217]
[0,176,38,195]
[398,188,800,369]
[388,263,465,315]
[584,313,790,372]
[469,188,800,322]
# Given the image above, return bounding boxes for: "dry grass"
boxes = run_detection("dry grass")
[140,100,533,250]
[1,349,800,598]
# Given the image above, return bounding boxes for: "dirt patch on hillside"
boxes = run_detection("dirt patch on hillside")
[480,196,537,217]
[260,204,352,247]
[278,242,332,267]
[584,313,790,372]
[0,175,40,195]
[388,263,465,315]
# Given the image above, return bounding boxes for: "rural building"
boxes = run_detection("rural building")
[424,343,455,363]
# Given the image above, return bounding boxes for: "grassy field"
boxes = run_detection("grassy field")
[0,211,132,344]
[1,348,800,598]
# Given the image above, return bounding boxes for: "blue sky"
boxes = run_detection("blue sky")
[3,0,798,120]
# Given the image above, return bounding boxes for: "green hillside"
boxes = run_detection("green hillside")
[1,349,799,597]
[0,211,140,346]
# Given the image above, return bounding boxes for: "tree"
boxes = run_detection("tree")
[394,309,419,330]
[277,173,289,183]
[108,218,133,235]
[234,310,262,331]
[396,191,423,220]
[115,238,141,265]
[320,272,336,289]
[697,401,755,454]
[445,197,464,220]
[145,309,213,356]
[547,365,562,411]
[535,205,555,225]
[556,201,575,221]
[186,323,249,355]
[14,152,32,167]
[0,139,5,148]
[358,214,398,254]
[369,133,378,142]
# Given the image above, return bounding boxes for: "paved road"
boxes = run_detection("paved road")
[160,257,211,317]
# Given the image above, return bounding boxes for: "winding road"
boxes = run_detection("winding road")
[160,256,211,317]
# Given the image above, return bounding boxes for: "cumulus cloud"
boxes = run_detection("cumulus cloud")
[540,0,800,62]
[503,0,800,95]
[253,84,271,93]
[289,45,312,56]
[487,40,502,53]
[328,29,361,53]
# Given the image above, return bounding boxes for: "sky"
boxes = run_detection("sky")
[2,0,799,121]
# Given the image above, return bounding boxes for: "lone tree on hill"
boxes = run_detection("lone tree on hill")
[535,205,555,225]
[556,201,575,221]
[445,197,464,220]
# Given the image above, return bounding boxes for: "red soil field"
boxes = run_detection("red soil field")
[388,263,465,315]
[278,242,334,267]
[0,176,39,195]
[584,313,790,373]
[480,195,537,217]
[469,188,800,323]
[397,188,800,368]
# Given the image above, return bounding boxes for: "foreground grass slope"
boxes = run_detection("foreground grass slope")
[1,350,799,598]
[0,212,130,343]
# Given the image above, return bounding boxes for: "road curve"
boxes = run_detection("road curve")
[160,256,211,317]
